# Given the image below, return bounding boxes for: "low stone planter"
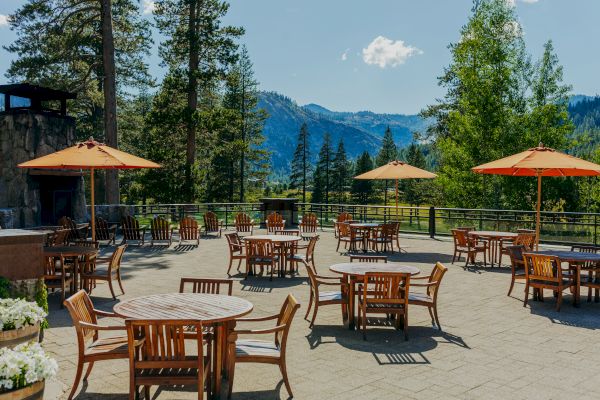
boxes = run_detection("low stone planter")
[0,381,44,400]
[0,324,40,349]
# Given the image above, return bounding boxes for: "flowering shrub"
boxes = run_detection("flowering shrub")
[0,342,57,391]
[0,299,47,332]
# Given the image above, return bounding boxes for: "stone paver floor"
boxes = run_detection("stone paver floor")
[43,230,600,399]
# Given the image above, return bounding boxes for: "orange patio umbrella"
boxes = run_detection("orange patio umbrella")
[472,144,600,249]
[18,138,160,240]
[354,160,437,219]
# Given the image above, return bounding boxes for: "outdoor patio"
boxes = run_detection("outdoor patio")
[43,229,600,400]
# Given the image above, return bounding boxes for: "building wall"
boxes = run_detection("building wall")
[0,110,86,228]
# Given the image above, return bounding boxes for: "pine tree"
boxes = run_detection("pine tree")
[6,0,153,203]
[404,143,428,206]
[331,139,351,203]
[351,152,375,204]
[375,126,397,205]
[290,123,311,202]
[311,133,333,204]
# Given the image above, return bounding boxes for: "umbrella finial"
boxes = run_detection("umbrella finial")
[538,141,544,148]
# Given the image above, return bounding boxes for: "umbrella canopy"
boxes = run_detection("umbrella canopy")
[19,138,160,240]
[472,144,600,248]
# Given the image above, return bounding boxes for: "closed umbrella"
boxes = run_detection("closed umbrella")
[354,160,437,219]
[472,144,600,249]
[18,138,160,240]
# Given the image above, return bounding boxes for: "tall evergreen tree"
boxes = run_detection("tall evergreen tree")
[404,143,428,206]
[351,151,375,204]
[311,133,333,204]
[290,123,311,202]
[375,126,397,205]
[331,139,351,203]
[6,0,152,203]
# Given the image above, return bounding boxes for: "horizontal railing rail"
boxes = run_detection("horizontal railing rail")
[91,202,600,246]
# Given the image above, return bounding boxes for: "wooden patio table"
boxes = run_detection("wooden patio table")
[468,231,517,267]
[532,250,600,306]
[244,235,302,277]
[43,246,98,291]
[348,223,382,252]
[114,293,253,399]
[329,262,420,330]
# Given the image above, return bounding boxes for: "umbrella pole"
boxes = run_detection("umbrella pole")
[535,174,541,250]
[395,179,399,222]
[91,168,95,241]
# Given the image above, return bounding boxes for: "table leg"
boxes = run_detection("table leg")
[575,265,581,307]
[74,257,80,292]
[212,323,224,399]
[347,275,355,330]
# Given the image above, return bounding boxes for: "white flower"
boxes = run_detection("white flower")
[0,299,46,332]
[0,342,57,390]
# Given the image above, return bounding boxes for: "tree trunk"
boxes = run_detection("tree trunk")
[100,0,119,204]
[239,75,246,202]
[186,0,199,202]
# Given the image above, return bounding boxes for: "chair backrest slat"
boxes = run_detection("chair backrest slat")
[179,278,233,295]
[203,212,220,232]
[151,216,171,240]
[245,238,275,259]
[122,216,142,240]
[350,255,387,263]
[179,216,199,240]
[275,294,300,349]
[523,253,561,281]
[362,272,410,304]
[235,213,253,233]
[300,213,318,233]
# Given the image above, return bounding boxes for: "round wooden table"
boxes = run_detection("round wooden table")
[348,223,383,252]
[44,246,99,291]
[329,262,421,329]
[468,231,517,267]
[244,235,302,277]
[114,293,253,399]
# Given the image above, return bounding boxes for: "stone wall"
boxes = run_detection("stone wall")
[0,110,85,227]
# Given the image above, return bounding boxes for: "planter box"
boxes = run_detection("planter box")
[0,230,45,280]
[0,381,44,400]
[0,324,40,349]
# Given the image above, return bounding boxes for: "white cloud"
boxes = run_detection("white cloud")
[341,48,350,61]
[0,14,9,27]
[142,0,155,15]
[362,36,422,68]
[506,0,539,6]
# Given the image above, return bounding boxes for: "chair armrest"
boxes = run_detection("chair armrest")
[79,321,125,331]
[231,325,286,336]
[411,282,437,287]
[236,314,280,322]
[410,276,430,280]
[314,275,342,281]
[93,309,119,318]
[315,279,345,286]
[95,257,112,263]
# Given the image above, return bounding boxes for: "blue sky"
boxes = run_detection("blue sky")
[1,0,599,114]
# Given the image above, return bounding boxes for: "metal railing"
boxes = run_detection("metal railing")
[92,202,600,246]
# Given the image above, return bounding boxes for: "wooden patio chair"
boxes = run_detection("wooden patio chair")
[44,255,73,308]
[300,213,318,237]
[225,233,245,276]
[334,212,353,238]
[235,213,254,235]
[94,217,117,245]
[150,216,173,245]
[286,235,319,273]
[522,253,575,311]
[64,290,128,400]
[48,228,70,246]
[59,216,89,243]
[367,223,395,253]
[126,319,210,400]
[303,258,347,328]
[451,229,487,267]
[359,272,411,341]
[203,211,223,237]
[266,212,285,233]
[80,244,127,300]
[506,245,527,297]
[179,216,200,245]
[389,221,403,252]
[179,277,233,295]
[226,294,300,399]
[121,215,146,245]
[571,245,600,302]
[274,229,300,236]
[244,238,278,280]
[500,232,536,265]
[336,222,364,253]
[408,262,448,331]
[349,255,388,263]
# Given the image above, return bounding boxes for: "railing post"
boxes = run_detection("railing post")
[595,214,597,246]
[225,205,229,229]
[429,206,436,238]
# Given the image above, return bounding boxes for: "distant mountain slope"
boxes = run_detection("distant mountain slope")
[259,91,428,173]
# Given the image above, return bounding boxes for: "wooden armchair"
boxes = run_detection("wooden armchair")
[226,294,300,399]
[121,215,146,245]
[48,228,70,246]
[266,212,285,233]
[203,211,223,237]
[300,213,318,237]
[59,216,89,242]
[349,255,388,263]
[303,258,347,328]
[126,319,210,400]
[179,277,233,295]
[506,245,527,297]
[94,217,117,245]
[80,244,127,300]
[179,216,200,245]
[44,255,73,308]
[500,232,535,265]
[334,212,353,238]
[286,235,319,272]
[408,262,448,331]
[64,290,128,400]
[225,233,245,275]
[336,222,364,253]
[359,272,411,341]
[150,216,173,245]
[234,213,254,235]
[522,253,574,311]
[451,229,487,267]
[367,223,395,253]
[245,238,278,280]
[571,245,600,302]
